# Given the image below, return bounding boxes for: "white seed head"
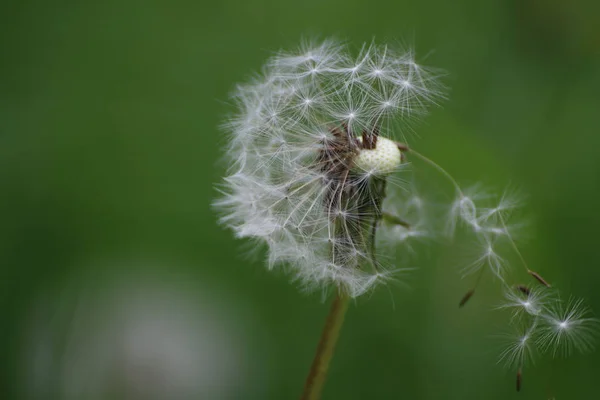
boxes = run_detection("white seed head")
[215,39,441,296]
[353,137,402,176]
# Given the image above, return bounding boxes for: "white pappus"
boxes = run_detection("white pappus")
[215,39,442,297]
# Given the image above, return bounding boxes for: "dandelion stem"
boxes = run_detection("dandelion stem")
[301,291,350,400]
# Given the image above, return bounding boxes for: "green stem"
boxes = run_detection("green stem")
[300,291,351,400]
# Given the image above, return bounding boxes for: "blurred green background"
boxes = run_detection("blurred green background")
[1,0,599,399]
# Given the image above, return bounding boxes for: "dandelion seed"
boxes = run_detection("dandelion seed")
[496,286,551,320]
[515,284,531,296]
[528,270,552,288]
[459,289,475,308]
[378,190,430,250]
[537,297,597,356]
[498,324,537,369]
[461,237,507,279]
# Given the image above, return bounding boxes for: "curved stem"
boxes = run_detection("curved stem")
[300,291,351,400]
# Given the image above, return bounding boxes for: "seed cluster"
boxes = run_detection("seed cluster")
[216,40,441,296]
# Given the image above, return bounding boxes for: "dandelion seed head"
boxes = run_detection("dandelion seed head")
[215,39,441,296]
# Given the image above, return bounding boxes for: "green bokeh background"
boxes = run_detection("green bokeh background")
[2,0,599,398]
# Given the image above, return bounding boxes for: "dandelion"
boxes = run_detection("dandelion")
[216,39,442,298]
[214,38,595,398]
